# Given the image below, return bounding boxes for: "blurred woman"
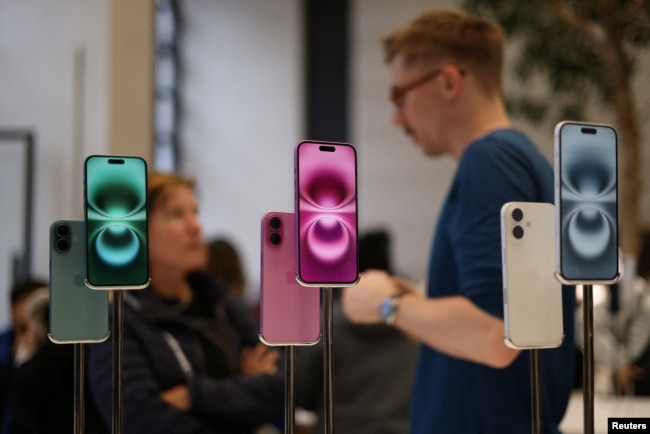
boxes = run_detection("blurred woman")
[88,172,284,434]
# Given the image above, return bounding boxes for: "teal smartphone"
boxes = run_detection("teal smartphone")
[49,220,110,343]
[84,155,150,290]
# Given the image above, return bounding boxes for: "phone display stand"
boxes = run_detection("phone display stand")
[44,341,92,434]
[75,343,86,434]
[289,284,335,434]
[530,349,542,434]
[103,284,150,434]
[553,274,620,434]
[272,334,318,434]
[284,346,296,434]
[321,287,335,434]
[47,327,110,434]
[282,340,320,434]
[112,290,124,434]
[581,284,595,434]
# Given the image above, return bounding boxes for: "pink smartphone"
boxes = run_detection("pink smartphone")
[294,141,359,287]
[259,212,321,346]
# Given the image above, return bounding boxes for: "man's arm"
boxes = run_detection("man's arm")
[342,270,519,368]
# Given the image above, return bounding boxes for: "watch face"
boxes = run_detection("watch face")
[380,297,396,322]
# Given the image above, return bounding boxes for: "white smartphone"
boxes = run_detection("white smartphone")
[554,121,619,284]
[501,202,564,349]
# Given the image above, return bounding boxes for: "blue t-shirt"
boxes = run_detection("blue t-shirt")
[410,130,575,434]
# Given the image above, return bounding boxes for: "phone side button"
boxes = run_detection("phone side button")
[503,287,507,305]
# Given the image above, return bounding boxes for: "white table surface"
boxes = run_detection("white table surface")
[559,391,650,434]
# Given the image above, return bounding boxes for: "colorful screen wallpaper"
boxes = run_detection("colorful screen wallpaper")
[559,124,618,280]
[85,156,149,287]
[296,142,358,285]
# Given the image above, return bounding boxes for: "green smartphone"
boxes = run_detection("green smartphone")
[84,155,150,290]
[49,220,110,343]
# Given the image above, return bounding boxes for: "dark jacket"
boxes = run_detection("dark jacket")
[9,340,107,434]
[87,272,284,434]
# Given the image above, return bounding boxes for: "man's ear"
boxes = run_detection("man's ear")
[440,65,464,99]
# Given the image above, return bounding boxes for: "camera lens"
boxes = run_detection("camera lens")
[512,208,523,222]
[269,232,282,246]
[56,238,70,252]
[269,216,282,230]
[512,225,524,239]
[56,224,70,237]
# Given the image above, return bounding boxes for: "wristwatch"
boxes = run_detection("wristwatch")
[379,293,404,326]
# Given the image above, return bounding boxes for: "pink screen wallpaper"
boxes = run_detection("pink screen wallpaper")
[295,142,358,285]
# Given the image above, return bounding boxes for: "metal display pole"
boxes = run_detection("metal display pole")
[530,349,542,434]
[113,290,124,434]
[322,287,334,434]
[74,343,85,434]
[582,284,594,434]
[285,346,296,434]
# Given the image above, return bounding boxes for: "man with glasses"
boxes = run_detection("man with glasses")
[342,9,575,434]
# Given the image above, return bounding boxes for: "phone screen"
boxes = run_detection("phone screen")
[557,122,618,281]
[295,141,358,286]
[84,155,150,289]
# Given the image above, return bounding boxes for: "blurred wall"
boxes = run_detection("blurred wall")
[0,0,648,324]
[179,0,304,304]
[0,0,109,325]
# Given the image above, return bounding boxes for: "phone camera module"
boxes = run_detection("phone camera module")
[54,223,72,252]
[56,238,70,253]
[269,232,282,246]
[269,216,282,230]
[56,224,70,237]
[512,225,524,240]
[512,208,523,222]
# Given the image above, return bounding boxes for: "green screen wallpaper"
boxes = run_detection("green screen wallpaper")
[85,156,149,287]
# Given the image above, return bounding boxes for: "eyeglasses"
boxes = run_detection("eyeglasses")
[390,69,441,108]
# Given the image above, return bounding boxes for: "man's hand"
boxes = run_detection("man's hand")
[342,270,405,324]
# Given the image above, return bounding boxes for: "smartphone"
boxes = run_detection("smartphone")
[554,121,619,283]
[259,212,321,346]
[294,141,359,287]
[501,202,564,349]
[49,220,110,343]
[84,155,150,290]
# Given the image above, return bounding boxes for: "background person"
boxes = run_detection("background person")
[342,9,575,434]
[87,172,284,434]
[1,279,46,434]
[205,237,247,298]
